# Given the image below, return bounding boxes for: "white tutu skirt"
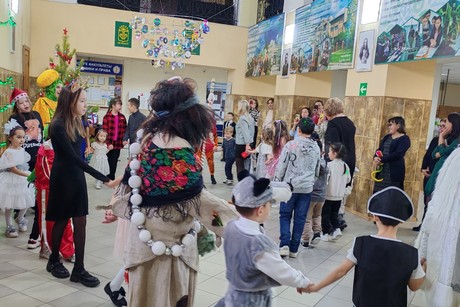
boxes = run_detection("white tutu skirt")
[89,154,110,176]
[0,172,35,210]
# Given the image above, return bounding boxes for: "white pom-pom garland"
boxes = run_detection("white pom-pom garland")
[128,175,142,188]
[131,211,146,226]
[139,229,152,242]
[129,142,142,155]
[129,159,141,170]
[129,131,199,257]
[151,241,166,255]
[130,193,143,206]
[171,245,183,257]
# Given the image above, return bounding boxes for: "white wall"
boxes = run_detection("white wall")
[443,83,460,107]
[283,0,312,13]
[0,0,30,73]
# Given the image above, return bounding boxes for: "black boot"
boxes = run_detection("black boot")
[211,175,216,184]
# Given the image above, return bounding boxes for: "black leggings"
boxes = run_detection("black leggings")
[50,216,86,271]
[235,144,248,176]
[107,149,121,180]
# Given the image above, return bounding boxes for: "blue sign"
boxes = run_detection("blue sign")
[79,60,123,76]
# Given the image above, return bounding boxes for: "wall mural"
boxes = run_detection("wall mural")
[375,0,460,64]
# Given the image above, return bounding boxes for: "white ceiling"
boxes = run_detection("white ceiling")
[441,62,460,85]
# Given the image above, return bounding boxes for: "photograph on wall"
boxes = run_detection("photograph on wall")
[245,13,285,77]
[281,48,291,77]
[375,0,460,64]
[355,30,374,71]
[291,0,358,73]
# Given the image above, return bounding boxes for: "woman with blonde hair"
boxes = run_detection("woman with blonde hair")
[324,97,356,179]
[235,100,255,175]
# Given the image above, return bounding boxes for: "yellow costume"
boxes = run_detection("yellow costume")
[33,69,60,127]
[33,97,57,126]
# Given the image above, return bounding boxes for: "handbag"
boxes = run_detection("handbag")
[109,183,132,219]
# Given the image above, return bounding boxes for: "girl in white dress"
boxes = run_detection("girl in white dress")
[89,129,112,189]
[248,127,274,178]
[0,119,35,238]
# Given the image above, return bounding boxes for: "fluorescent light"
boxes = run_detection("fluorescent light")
[284,24,295,45]
[10,0,19,14]
[361,0,381,24]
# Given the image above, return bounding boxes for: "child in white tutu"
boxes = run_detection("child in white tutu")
[89,129,112,189]
[0,119,35,238]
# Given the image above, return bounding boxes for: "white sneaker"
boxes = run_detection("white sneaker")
[279,246,289,257]
[95,182,101,189]
[289,251,299,258]
[15,217,28,232]
[332,228,342,240]
[320,233,330,242]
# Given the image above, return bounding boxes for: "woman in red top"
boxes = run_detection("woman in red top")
[102,98,127,180]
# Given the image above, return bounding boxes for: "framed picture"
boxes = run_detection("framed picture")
[355,30,374,72]
[281,48,291,78]
[98,76,105,85]
[88,77,94,85]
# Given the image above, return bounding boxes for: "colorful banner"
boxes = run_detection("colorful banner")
[246,14,285,77]
[291,0,358,73]
[115,21,132,48]
[375,0,460,64]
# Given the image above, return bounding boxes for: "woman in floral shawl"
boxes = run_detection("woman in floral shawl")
[120,77,238,307]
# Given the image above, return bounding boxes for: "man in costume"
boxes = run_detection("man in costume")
[33,69,62,129]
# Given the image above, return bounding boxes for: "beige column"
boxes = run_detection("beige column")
[344,60,437,218]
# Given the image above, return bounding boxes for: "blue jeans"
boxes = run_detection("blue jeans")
[279,193,312,253]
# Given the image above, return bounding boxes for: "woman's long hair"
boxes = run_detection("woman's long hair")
[141,78,214,148]
[50,85,85,142]
[273,120,289,156]
[446,112,460,145]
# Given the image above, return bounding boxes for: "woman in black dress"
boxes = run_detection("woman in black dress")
[46,83,114,287]
[372,116,411,193]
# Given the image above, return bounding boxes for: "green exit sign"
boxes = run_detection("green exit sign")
[359,83,368,96]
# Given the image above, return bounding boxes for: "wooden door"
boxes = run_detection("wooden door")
[22,45,30,92]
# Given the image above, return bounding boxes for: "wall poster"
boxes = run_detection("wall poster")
[355,30,374,72]
[375,0,460,64]
[291,0,359,73]
[246,14,285,77]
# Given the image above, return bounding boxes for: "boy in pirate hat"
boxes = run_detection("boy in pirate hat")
[216,171,312,307]
[300,187,426,307]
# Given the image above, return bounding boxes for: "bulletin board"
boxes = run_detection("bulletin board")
[84,74,122,107]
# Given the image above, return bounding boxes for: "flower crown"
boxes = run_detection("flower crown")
[3,118,21,135]
[69,77,89,93]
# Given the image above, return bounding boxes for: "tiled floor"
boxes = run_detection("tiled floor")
[0,151,428,306]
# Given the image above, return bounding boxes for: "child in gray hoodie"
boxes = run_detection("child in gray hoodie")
[274,117,320,258]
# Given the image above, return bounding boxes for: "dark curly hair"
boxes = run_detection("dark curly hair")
[141,77,214,148]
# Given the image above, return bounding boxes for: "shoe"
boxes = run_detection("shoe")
[15,217,28,232]
[412,225,421,232]
[320,233,330,242]
[27,237,41,249]
[332,228,342,240]
[311,232,321,245]
[300,241,309,248]
[222,179,228,184]
[46,260,70,278]
[210,175,217,184]
[95,182,101,189]
[289,251,299,258]
[104,282,128,306]
[70,269,100,287]
[226,180,233,185]
[39,246,51,259]
[279,246,289,257]
[64,254,76,263]
[5,225,18,238]
[220,158,225,162]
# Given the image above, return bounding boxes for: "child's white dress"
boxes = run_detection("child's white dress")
[89,142,110,176]
[253,142,273,179]
[0,148,35,210]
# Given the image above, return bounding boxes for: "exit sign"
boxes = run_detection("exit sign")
[359,83,368,96]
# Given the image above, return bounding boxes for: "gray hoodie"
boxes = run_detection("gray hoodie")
[274,136,320,194]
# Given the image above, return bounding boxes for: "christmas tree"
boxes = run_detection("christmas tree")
[49,28,84,84]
